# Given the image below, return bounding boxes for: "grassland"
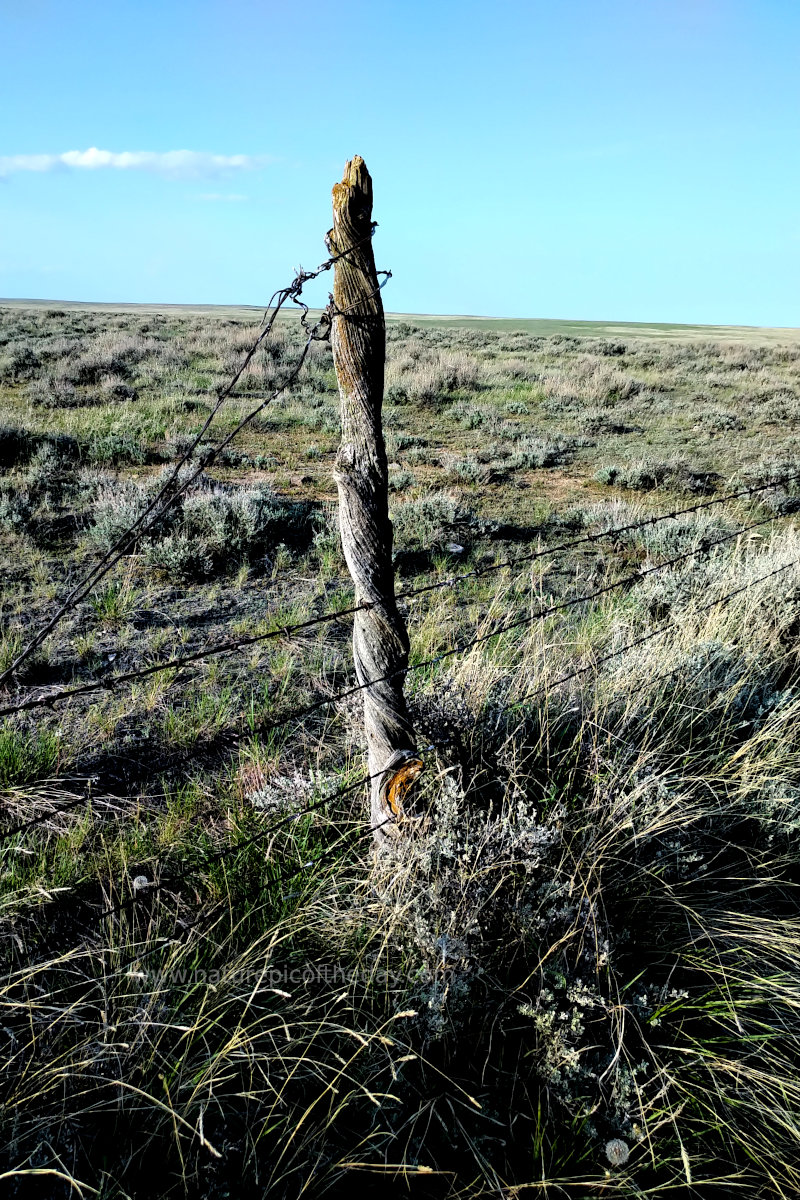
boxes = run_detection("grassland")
[6,294,800,340]
[2,302,800,1197]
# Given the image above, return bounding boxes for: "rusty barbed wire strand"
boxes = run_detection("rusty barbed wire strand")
[0,232,386,690]
[1,475,795,720]
[244,509,789,737]
[397,471,800,603]
[12,545,793,939]
[4,546,793,927]
[502,556,799,715]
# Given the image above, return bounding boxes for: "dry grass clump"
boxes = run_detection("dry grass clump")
[540,355,644,411]
[385,348,482,404]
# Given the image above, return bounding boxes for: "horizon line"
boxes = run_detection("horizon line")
[0,296,798,334]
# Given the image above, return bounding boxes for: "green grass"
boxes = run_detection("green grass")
[89,576,139,624]
[0,723,59,787]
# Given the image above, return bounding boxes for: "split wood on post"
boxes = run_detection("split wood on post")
[327,156,422,842]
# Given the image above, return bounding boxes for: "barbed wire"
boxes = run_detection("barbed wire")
[0,518,787,850]
[0,509,788,856]
[0,783,206,845]
[9,541,791,849]
[243,509,788,741]
[1,475,795,721]
[0,598,370,718]
[503,556,799,715]
[397,470,800,603]
[11,530,790,971]
[0,787,111,843]
[0,785,400,987]
[0,230,386,690]
[11,550,794,949]
[5,547,795,938]
[0,751,434,954]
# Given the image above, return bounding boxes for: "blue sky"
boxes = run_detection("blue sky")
[0,0,797,325]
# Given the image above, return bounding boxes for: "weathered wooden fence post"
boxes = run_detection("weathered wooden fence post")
[328,156,422,842]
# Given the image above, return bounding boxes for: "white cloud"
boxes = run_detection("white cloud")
[0,148,270,179]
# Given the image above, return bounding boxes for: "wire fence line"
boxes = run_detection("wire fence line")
[396,469,800,603]
[6,755,433,954]
[110,550,796,919]
[56,808,400,988]
[1,238,799,919]
[93,756,415,924]
[5,539,793,942]
[503,556,799,715]
[4,219,800,1033]
[0,505,791,851]
[0,598,370,718]
[0,783,206,845]
[3,551,796,984]
[1,474,796,721]
[0,773,402,984]
[0,230,387,691]
[237,508,789,744]
[2,508,791,847]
